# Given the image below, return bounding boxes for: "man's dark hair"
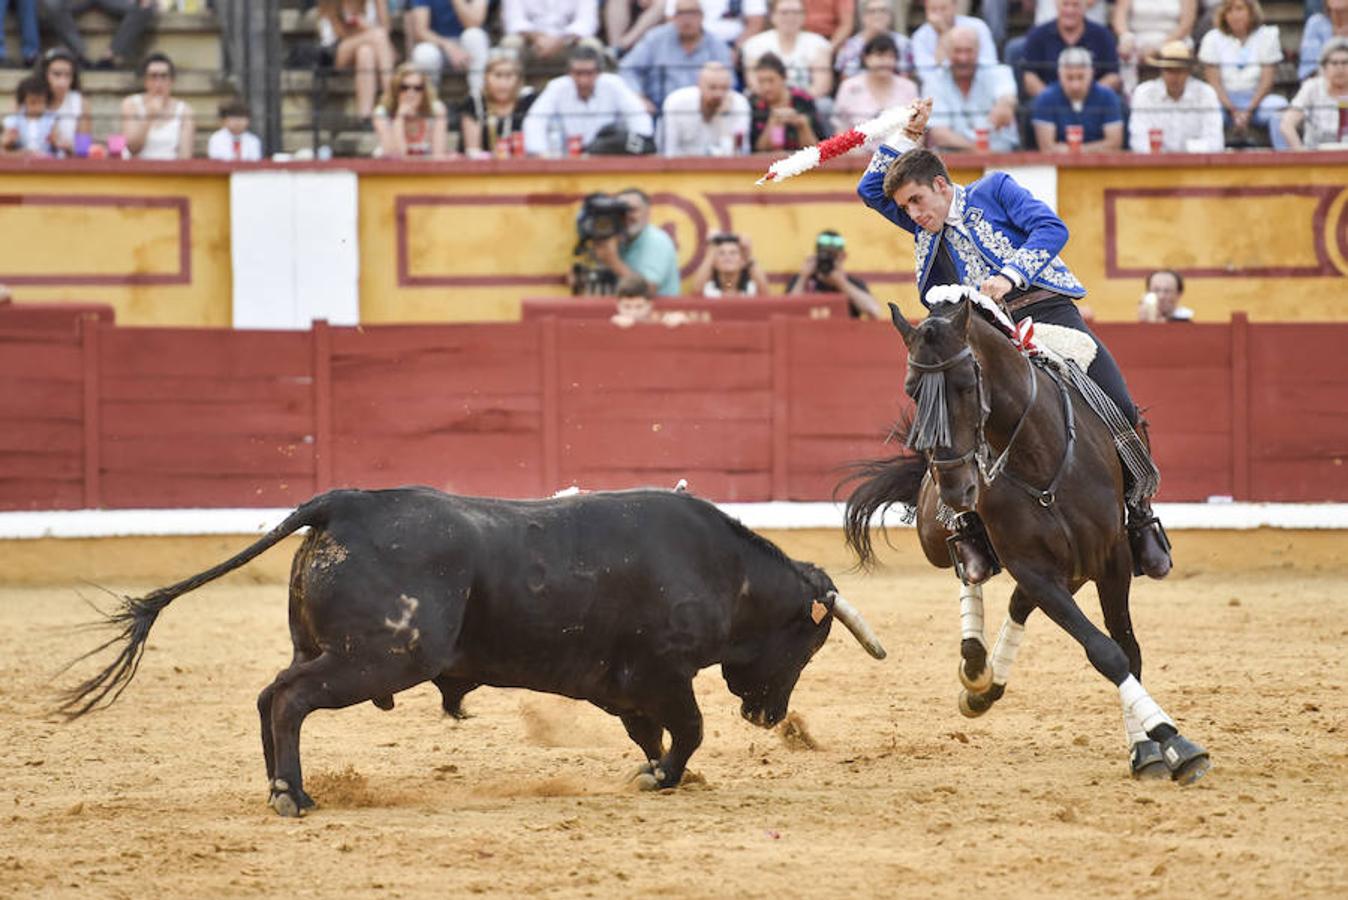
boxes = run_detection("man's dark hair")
[139,51,176,78]
[219,98,251,120]
[568,44,604,69]
[16,75,50,104]
[753,52,788,78]
[1147,268,1185,293]
[882,148,950,199]
[861,34,899,59]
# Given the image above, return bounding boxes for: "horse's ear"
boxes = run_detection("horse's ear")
[888,302,916,342]
[949,296,972,335]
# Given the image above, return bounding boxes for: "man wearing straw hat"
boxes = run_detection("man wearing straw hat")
[1127,40,1225,153]
[855,97,1173,582]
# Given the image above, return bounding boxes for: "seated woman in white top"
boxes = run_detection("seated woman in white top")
[740,0,832,100]
[121,53,194,160]
[1198,0,1288,149]
[373,63,450,158]
[40,48,90,158]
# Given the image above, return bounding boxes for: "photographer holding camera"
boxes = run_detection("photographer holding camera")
[571,187,681,297]
[785,229,884,319]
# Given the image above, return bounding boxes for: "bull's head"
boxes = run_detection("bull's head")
[722,563,885,728]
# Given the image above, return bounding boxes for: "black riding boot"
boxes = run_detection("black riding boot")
[946,512,1001,585]
[1127,500,1172,579]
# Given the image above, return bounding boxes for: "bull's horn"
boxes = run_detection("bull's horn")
[828,591,887,660]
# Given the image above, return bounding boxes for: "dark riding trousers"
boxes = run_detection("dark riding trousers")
[1003,290,1138,426]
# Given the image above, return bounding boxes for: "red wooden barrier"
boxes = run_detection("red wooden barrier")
[0,300,115,334]
[520,294,851,322]
[2,316,1347,511]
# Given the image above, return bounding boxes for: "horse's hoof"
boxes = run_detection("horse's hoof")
[1161,734,1211,785]
[958,659,993,693]
[632,773,660,791]
[958,690,988,718]
[1129,740,1168,780]
[268,779,303,818]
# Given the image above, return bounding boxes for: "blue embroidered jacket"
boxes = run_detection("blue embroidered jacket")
[857,144,1086,304]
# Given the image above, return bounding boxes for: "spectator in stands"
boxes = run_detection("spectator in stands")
[317,0,397,121]
[610,274,690,326]
[835,0,913,81]
[785,229,882,318]
[39,0,152,71]
[833,34,919,134]
[500,0,602,71]
[1199,0,1288,149]
[1031,47,1124,151]
[748,52,823,151]
[801,0,855,55]
[1112,0,1196,94]
[591,188,682,296]
[372,62,449,157]
[3,0,39,69]
[522,45,653,156]
[619,0,733,114]
[606,0,666,59]
[691,232,770,296]
[207,99,263,161]
[660,60,751,155]
[1020,0,1121,99]
[662,0,767,55]
[2,75,55,157]
[1281,37,1348,149]
[1300,0,1348,80]
[121,52,195,160]
[1032,0,1106,28]
[1128,40,1223,152]
[404,0,490,98]
[924,27,1020,151]
[39,48,90,158]
[460,50,537,156]
[911,0,996,87]
[1137,269,1194,322]
[742,0,833,103]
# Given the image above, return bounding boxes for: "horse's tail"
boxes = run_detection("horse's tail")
[57,492,336,720]
[839,449,928,569]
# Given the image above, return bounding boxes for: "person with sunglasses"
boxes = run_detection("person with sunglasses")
[785,229,883,318]
[120,52,194,159]
[373,62,449,158]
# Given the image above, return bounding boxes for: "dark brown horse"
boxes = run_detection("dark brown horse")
[845,298,1210,783]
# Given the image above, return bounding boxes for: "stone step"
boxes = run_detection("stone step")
[3,11,221,69]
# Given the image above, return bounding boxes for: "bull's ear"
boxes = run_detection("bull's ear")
[889,303,916,344]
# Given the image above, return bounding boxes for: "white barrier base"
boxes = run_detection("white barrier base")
[1,503,1346,540]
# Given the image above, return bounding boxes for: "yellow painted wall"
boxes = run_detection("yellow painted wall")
[0,172,232,326]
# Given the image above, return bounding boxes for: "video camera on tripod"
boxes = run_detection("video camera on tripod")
[571,192,633,296]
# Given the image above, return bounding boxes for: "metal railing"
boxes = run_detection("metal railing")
[217,0,283,153]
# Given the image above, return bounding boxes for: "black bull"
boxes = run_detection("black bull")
[61,486,886,816]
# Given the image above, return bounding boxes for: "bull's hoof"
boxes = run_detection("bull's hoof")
[371,695,394,711]
[958,659,993,693]
[1129,740,1169,780]
[269,779,304,818]
[627,760,668,791]
[1162,734,1211,785]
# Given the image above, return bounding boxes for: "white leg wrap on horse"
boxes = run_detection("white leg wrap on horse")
[990,617,1025,685]
[959,583,986,644]
[1122,709,1149,747]
[1118,675,1175,733]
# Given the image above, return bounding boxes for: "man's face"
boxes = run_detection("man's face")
[926,0,954,28]
[569,61,600,99]
[672,0,704,40]
[772,0,805,34]
[861,1,892,31]
[948,32,978,78]
[699,68,731,109]
[1056,0,1084,29]
[617,192,649,237]
[893,177,953,233]
[1160,67,1189,95]
[1148,272,1181,316]
[1058,63,1092,100]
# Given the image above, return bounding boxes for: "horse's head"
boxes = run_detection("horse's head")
[889,300,987,512]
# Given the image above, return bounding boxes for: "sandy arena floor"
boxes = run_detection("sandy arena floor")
[1,529,1346,899]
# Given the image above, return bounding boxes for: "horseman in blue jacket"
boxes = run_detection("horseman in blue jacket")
[858,97,1171,583]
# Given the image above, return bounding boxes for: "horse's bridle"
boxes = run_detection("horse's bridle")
[908,340,1073,508]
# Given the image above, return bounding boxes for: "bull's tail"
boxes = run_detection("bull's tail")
[58,494,333,720]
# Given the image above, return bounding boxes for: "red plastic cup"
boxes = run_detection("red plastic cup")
[1148,127,1164,153]
[1066,124,1083,152]
[974,127,990,152]
[510,131,524,157]
[566,134,583,157]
